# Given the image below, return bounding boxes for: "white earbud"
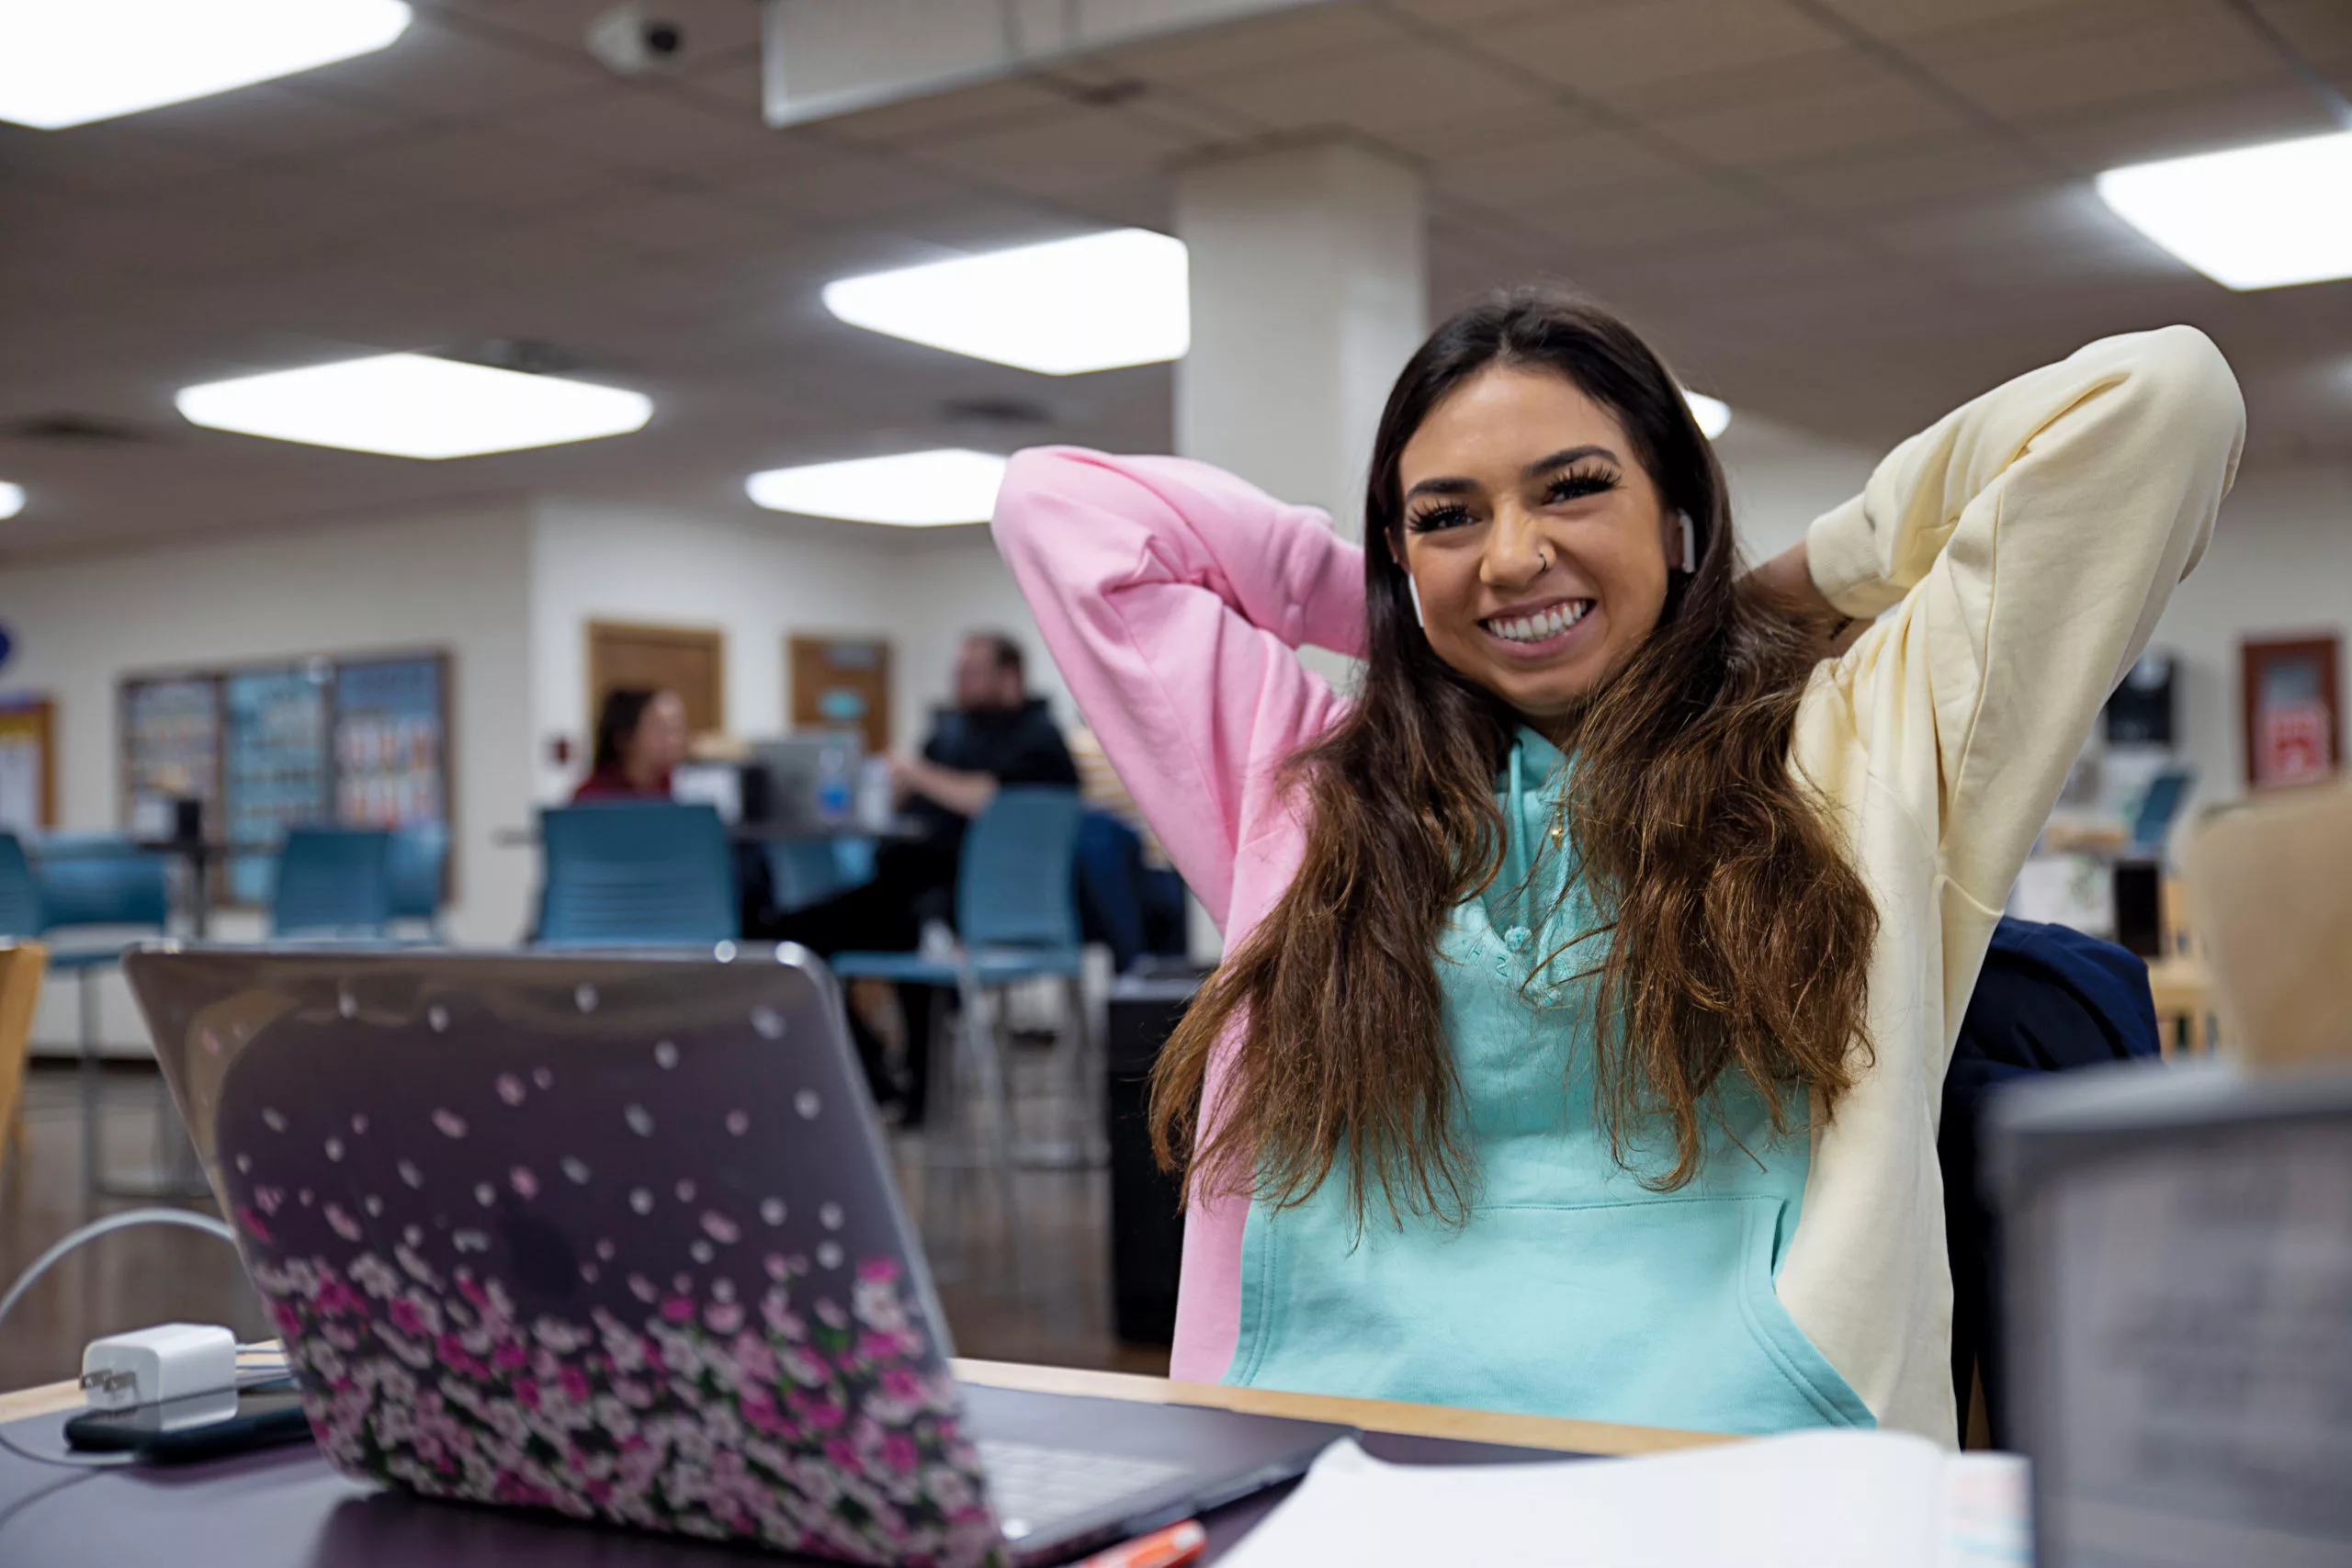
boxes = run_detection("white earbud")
[1407,574,1427,629]
[1678,512,1697,573]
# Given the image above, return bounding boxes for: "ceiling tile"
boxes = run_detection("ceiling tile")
[1506,173,1785,252]
[718,144,982,226]
[1181,39,1543,140]
[1388,98,1600,158]
[450,0,767,57]
[502,86,786,175]
[1748,127,2048,213]
[1808,0,2089,39]
[814,76,1080,148]
[1896,0,2288,119]
[1482,0,1849,96]
[324,125,647,215]
[301,12,605,119]
[1386,0,1585,24]
[93,81,416,164]
[906,106,1195,198]
[1098,4,1403,84]
[2024,79,2339,169]
[2255,0,2352,67]
[1867,185,2140,260]
[0,120,242,197]
[1637,49,1968,166]
[1428,120,1687,208]
[557,188,801,265]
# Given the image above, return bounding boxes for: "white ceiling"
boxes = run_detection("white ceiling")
[1,0,2347,558]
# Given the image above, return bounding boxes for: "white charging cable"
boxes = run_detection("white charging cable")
[0,1208,241,1471]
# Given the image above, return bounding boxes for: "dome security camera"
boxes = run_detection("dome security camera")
[585,4,684,76]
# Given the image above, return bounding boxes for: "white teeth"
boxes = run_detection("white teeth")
[1485,601,1590,643]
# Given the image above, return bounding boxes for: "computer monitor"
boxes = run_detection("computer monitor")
[2128,769,2193,858]
[669,760,743,824]
[1989,1059,2352,1567]
[751,732,863,831]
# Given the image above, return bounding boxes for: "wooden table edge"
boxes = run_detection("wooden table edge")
[952,1359,1726,1455]
[0,1357,1728,1458]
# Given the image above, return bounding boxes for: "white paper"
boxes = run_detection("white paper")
[1218,1430,1965,1568]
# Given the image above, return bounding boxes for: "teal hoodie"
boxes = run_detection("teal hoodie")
[1223,728,1874,1434]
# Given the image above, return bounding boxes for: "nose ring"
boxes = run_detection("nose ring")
[1537,544,1555,572]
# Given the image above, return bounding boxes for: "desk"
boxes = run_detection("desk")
[0,1355,1719,1452]
[492,821,928,848]
[0,1358,1722,1563]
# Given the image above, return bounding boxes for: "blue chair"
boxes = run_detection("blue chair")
[272,827,395,939]
[387,822,449,938]
[21,833,175,1197]
[763,835,879,917]
[832,788,1092,1254]
[537,802,738,947]
[0,835,40,940]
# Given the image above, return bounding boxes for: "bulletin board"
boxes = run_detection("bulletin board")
[2241,636,2341,791]
[119,649,453,905]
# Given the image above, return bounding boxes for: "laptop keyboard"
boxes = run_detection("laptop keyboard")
[978,1438,1191,1540]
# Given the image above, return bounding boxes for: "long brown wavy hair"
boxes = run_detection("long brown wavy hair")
[1150,289,1879,1226]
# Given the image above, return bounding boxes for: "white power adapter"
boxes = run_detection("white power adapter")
[80,1323,237,1412]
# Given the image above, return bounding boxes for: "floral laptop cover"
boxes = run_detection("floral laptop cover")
[126,942,1009,1568]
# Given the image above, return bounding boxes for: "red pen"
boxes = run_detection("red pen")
[1072,1518,1207,1568]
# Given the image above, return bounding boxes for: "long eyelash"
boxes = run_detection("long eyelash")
[1405,502,1473,534]
[1544,465,1620,503]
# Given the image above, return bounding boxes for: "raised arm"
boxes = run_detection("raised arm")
[992,447,1365,929]
[1807,325,2245,910]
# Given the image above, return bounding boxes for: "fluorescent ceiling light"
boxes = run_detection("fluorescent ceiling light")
[175,354,652,459]
[0,482,22,520]
[1683,391,1731,440]
[746,450,1009,527]
[0,0,413,130]
[2097,130,2352,290]
[823,230,1189,376]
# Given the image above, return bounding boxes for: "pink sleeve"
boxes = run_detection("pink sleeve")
[991,446,1364,928]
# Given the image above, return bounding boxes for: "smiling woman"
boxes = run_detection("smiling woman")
[993,288,2244,1443]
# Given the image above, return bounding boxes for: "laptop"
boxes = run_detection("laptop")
[752,734,865,832]
[123,942,1341,1566]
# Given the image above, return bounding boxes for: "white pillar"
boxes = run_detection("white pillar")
[1175,136,1428,543]
[1172,136,1427,959]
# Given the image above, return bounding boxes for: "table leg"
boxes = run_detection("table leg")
[187,850,209,940]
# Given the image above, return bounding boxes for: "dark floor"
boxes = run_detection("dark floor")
[0,1061,1168,1394]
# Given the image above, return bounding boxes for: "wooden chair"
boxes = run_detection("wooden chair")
[0,941,47,1194]
[2149,874,2218,1056]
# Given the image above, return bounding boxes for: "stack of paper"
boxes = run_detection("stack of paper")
[1218,1430,2029,1568]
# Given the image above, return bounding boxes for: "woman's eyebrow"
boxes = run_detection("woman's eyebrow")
[1523,444,1617,479]
[1402,474,1477,502]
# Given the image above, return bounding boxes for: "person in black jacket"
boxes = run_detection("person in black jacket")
[763,632,1078,1120]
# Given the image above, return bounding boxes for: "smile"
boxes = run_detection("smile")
[1480,600,1593,644]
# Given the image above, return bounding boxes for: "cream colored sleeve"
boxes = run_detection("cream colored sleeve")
[1805,325,2245,908]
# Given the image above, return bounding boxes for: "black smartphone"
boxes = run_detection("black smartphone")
[63,1377,312,1463]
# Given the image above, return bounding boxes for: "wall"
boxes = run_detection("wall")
[0,503,537,1050]
[528,501,1078,791]
[1713,412,1875,562]
[1724,423,2352,827]
[2164,457,2352,810]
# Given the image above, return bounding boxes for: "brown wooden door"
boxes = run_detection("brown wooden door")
[788,636,892,754]
[587,621,727,739]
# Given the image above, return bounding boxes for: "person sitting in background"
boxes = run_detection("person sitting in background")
[764,632,1080,1120]
[888,632,1081,879]
[573,687,689,801]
